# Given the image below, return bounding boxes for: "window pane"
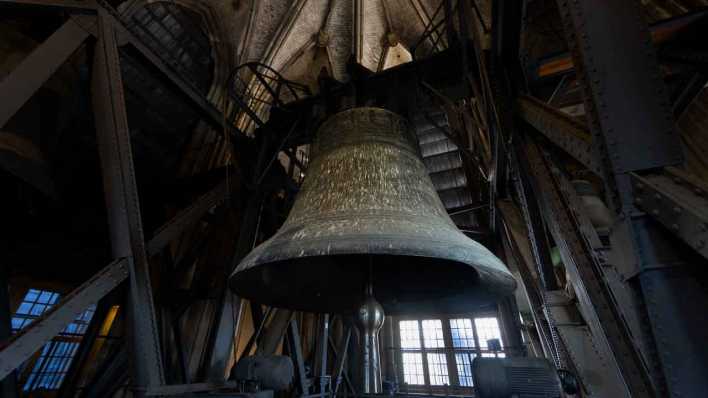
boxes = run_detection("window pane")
[16,302,32,315]
[402,353,425,385]
[449,318,475,348]
[455,352,476,386]
[25,289,39,302]
[481,352,506,358]
[30,304,47,316]
[474,317,503,349]
[421,320,445,348]
[16,298,95,392]
[427,353,449,385]
[399,321,421,349]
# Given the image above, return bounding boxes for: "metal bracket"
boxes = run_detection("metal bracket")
[631,167,708,261]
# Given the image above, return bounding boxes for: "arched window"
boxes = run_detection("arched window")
[127,2,215,94]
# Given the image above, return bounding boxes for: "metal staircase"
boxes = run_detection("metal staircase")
[413,109,477,226]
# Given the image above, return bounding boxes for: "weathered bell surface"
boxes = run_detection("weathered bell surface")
[229,107,515,314]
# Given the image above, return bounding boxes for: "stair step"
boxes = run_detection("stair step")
[429,168,467,191]
[437,186,473,210]
[420,138,458,157]
[423,151,463,173]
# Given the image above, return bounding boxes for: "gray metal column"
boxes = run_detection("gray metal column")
[206,293,243,382]
[92,9,164,393]
[556,1,708,396]
[0,254,18,398]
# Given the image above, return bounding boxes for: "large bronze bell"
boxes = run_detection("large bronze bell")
[229,107,515,314]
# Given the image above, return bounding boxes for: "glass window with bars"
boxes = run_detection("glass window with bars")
[397,315,505,389]
[11,289,96,391]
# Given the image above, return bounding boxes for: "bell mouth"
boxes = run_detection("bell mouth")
[229,252,515,315]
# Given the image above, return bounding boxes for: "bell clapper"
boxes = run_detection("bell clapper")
[355,266,385,394]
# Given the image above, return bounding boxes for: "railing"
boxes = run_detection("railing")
[226,62,311,136]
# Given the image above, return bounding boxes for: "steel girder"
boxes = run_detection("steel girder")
[92,9,165,390]
[0,0,248,394]
[556,1,708,396]
[516,95,601,175]
[497,201,564,364]
[146,180,229,256]
[521,137,648,396]
[631,167,708,262]
[0,16,93,128]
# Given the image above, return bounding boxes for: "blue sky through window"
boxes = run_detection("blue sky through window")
[11,288,96,391]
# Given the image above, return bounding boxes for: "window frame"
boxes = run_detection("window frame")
[10,288,96,392]
[392,311,507,394]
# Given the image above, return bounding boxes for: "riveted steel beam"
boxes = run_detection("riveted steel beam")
[497,200,562,364]
[556,1,708,395]
[522,137,648,397]
[0,258,129,380]
[146,180,229,256]
[0,15,94,128]
[631,167,708,261]
[92,10,164,391]
[516,95,601,175]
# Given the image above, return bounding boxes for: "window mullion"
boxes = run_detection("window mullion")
[440,315,459,387]
[418,320,431,387]
[393,316,406,388]
[472,317,482,357]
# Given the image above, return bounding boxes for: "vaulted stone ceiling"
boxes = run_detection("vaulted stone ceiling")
[232,0,446,88]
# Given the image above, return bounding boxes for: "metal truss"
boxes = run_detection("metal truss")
[555,0,708,396]
[0,1,240,394]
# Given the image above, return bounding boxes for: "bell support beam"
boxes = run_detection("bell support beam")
[0,255,16,397]
[516,95,600,175]
[255,309,294,356]
[556,0,708,395]
[287,319,309,396]
[331,325,354,396]
[543,291,629,398]
[146,180,229,256]
[92,9,165,391]
[0,258,129,380]
[497,204,558,362]
[0,15,94,128]
[521,137,643,397]
[631,167,708,262]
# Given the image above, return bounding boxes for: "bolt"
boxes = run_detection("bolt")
[652,209,660,216]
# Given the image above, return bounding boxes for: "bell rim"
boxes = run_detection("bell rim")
[229,233,516,314]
